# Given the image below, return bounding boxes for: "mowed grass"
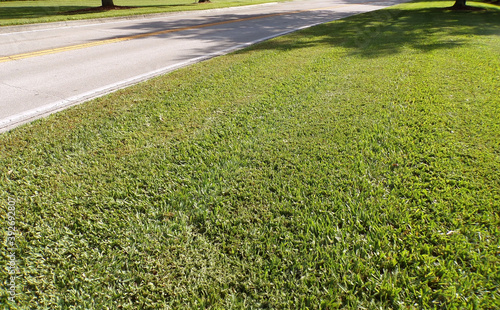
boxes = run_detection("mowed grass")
[0,0,286,26]
[1,1,500,308]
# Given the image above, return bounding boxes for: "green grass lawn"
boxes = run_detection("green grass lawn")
[0,0,287,26]
[1,0,499,308]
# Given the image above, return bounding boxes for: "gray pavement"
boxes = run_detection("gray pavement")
[0,0,406,132]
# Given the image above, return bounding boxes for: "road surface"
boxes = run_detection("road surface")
[0,0,405,132]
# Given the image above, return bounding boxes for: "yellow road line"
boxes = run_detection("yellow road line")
[0,3,359,64]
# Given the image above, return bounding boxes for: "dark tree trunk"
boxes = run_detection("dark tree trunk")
[452,0,467,8]
[102,0,115,7]
[198,0,210,3]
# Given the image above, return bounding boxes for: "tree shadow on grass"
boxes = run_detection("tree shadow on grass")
[63,3,194,15]
[239,4,500,59]
[0,3,194,21]
[64,6,138,15]
[0,6,88,20]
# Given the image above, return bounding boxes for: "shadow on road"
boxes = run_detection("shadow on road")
[95,4,388,57]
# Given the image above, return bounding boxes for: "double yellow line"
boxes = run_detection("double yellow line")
[0,3,357,64]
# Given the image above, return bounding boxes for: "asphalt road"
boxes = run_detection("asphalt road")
[0,0,406,132]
